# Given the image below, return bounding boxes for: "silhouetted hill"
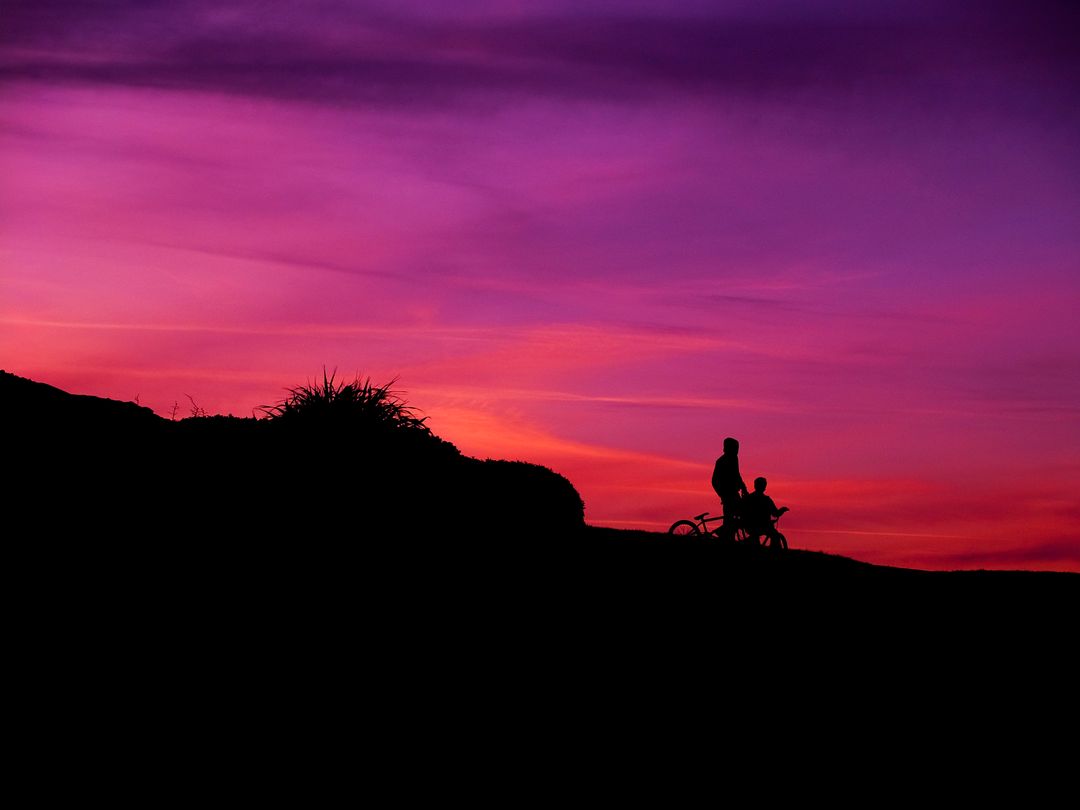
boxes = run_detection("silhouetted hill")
[3,370,1076,607]
[1,369,584,540]
[1,370,163,434]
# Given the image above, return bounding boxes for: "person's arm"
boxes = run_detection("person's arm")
[735,459,748,495]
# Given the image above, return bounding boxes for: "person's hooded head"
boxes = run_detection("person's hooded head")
[723,437,739,455]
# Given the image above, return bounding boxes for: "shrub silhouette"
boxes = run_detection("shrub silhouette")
[250,371,585,536]
[258,369,428,434]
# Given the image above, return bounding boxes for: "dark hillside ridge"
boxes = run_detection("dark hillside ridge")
[2,370,584,539]
[4,370,1077,600]
[1,371,162,432]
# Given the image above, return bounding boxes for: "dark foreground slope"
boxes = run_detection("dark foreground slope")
[579,525,1077,591]
[2,370,584,540]
[8,373,1075,759]
[4,370,1076,611]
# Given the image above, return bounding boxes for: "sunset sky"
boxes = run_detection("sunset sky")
[2,1,1078,570]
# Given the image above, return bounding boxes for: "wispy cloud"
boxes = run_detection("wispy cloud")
[5,2,1079,114]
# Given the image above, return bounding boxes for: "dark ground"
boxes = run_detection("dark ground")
[2,373,1072,804]
[5,368,1075,628]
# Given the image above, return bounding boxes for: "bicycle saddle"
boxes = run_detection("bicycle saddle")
[694,512,709,521]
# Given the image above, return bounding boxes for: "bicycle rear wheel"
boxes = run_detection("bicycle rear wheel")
[668,520,700,537]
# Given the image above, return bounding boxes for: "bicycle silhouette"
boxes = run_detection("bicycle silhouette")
[668,510,788,548]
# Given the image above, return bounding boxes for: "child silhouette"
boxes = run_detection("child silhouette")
[741,477,790,549]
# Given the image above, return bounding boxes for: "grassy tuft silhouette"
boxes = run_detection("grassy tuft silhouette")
[257,368,428,432]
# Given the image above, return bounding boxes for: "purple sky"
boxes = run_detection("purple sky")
[2,1,1079,568]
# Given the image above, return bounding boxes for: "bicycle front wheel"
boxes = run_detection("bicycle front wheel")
[668,520,701,537]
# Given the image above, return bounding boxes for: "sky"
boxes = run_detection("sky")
[2,0,1078,570]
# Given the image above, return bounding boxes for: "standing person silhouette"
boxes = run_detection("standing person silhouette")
[711,437,748,542]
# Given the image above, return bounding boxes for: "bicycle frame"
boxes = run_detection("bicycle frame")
[694,512,743,534]
[671,510,784,544]
[699,513,727,535]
